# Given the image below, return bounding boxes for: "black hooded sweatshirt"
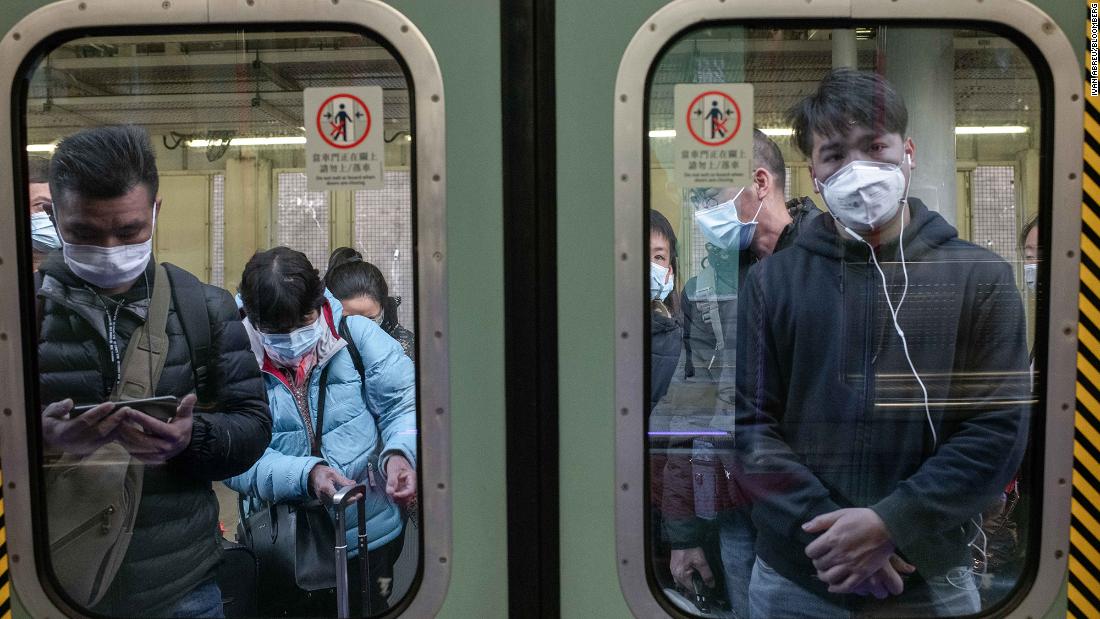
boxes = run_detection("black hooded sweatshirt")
[733,199,1030,603]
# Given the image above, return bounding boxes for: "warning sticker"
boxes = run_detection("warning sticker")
[673,83,753,189]
[304,86,384,191]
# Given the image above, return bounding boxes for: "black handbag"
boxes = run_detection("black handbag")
[238,364,338,598]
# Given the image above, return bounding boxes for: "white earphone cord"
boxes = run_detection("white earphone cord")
[841,152,938,450]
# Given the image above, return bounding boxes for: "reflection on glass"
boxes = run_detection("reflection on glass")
[27,29,419,618]
[647,25,1041,618]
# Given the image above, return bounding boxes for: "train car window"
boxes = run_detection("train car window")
[6,22,437,618]
[614,5,1080,617]
[645,24,1043,618]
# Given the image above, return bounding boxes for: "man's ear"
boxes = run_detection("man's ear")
[754,167,771,200]
[154,196,162,217]
[809,165,821,194]
[904,137,916,170]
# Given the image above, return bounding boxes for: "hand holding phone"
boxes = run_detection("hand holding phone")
[71,396,180,422]
[42,399,127,456]
[114,394,196,464]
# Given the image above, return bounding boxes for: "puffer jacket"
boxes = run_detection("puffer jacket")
[225,291,417,555]
[36,254,271,616]
[734,199,1029,603]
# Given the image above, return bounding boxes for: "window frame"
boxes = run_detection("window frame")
[0,1,450,616]
[612,1,1081,616]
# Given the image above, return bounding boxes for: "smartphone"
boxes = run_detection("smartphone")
[70,396,180,422]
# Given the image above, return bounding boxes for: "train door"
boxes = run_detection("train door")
[554,0,1089,617]
[0,0,509,617]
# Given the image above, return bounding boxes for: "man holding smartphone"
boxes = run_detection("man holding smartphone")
[36,125,271,617]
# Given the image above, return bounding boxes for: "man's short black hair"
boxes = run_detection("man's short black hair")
[753,128,786,192]
[787,68,909,158]
[49,125,159,209]
[239,247,327,333]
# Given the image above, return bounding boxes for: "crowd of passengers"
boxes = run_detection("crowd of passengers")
[648,69,1035,618]
[22,67,1038,619]
[29,124,416,617]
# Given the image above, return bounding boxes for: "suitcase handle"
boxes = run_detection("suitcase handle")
[333,484,368,619]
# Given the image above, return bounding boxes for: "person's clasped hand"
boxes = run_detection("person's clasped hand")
[802,507,916,597]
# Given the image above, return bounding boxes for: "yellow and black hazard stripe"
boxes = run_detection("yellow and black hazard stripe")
[0,467,10,619]
[1072,78,1100,617]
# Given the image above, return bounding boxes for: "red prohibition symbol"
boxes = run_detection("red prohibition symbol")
[316,93,372,149]
[686,90,741,147]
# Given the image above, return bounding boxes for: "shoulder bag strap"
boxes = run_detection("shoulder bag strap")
[311,363,333,458]
[338,315,366,382]
[113,264,172,400]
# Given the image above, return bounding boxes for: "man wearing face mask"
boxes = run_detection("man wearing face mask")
[36,125,271,617]
[661,129,820,618]
[28,155,61,271]
[734,69,1029,616]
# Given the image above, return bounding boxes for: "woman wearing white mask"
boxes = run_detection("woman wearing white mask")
[650,209,683,408]
[226,246,417,617]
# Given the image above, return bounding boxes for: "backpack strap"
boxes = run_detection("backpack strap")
[163,263,214,405]
[695,266,725,369]
[338,315,365,383]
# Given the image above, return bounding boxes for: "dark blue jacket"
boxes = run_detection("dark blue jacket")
[734,199,1030,601]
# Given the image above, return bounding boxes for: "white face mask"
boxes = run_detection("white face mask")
[650,261,674,301]
[57,206,156,289]
[694,187,762,251]
[260,316,325,366]
[816,159,908,233]
[1024,263,1038,292]
[30,211,62,250]
[369,310,384,326]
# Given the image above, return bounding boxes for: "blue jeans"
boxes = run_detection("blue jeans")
[166,579,225,618]
[749,557,980,619]
[717,508,756,619]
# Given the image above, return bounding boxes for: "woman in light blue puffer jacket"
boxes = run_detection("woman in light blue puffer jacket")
[224,247,416,617]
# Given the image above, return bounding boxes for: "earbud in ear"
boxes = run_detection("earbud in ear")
[905,152,912,167]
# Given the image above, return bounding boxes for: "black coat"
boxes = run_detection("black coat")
[734,199,1029,601]
[650,306,682,408]
[37,255,271,616]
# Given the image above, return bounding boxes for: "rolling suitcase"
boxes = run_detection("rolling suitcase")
[217,537,259,617]
[333,484,371,618]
